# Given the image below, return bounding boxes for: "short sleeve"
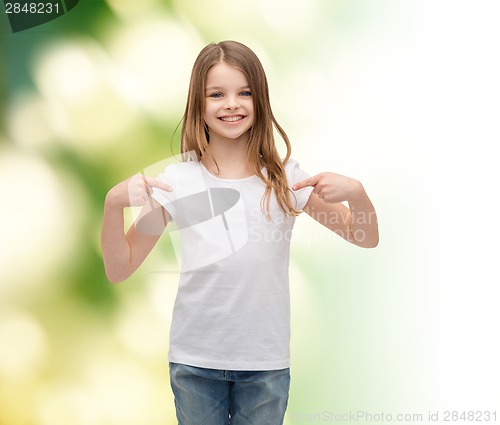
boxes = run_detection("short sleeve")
[284,158,314,211]
[150,165,176,222]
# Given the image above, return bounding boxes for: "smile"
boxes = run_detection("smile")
[218,115,245,122]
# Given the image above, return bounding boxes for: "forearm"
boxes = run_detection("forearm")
[348,183,379,248]
[101,193,133,283]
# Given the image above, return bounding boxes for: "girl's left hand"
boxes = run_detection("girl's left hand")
[292,172,362,204]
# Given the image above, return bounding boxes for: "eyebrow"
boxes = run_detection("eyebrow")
[205,86,251,92]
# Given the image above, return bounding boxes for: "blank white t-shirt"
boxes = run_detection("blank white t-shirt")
[151,158,313,371]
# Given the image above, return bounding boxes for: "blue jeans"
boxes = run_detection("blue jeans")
[169,362,290,425]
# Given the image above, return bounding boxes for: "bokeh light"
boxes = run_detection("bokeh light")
[0,310,49,378]
[106,15,201,119]
[7,91,54,149]
[0,148,86,297]
[32,38,140,152]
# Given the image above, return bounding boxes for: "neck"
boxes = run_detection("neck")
[202,132,253,177]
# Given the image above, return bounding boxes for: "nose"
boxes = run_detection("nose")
[224,95,240,110]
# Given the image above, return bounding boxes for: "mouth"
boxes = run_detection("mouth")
[218,115,245,123]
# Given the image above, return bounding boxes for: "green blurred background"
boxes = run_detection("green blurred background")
[1,1,498,424]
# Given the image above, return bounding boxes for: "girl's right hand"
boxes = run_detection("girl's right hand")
[106,173,173,209]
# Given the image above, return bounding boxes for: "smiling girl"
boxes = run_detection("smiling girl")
[101,40,378,425]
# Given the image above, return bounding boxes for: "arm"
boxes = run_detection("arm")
[101,174,173,283]
[293,173,379,248]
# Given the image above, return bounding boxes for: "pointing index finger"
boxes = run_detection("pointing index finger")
[143,175,173,192]
[292,174,320,191]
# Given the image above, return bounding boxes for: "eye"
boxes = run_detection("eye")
[240,91,252,97]
[209,92,223,98]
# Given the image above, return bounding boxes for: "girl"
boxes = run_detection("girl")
[101,40,378,425]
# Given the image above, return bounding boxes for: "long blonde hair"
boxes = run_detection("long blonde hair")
[181,40,300,219]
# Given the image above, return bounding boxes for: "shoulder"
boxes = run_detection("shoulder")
[168,160,198,173]
[157,161,202,193]
[282,157,305,176]
[161,160,209,197]
[162,160,199,178]
[281,157,313,188]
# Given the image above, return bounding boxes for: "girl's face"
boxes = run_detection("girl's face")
[204,61,255,143]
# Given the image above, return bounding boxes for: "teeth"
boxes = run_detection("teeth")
[220,116,243,122]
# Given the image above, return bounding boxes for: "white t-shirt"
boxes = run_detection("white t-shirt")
[151,158,313,371]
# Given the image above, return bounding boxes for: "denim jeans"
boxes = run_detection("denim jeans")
[169,362,290,425]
